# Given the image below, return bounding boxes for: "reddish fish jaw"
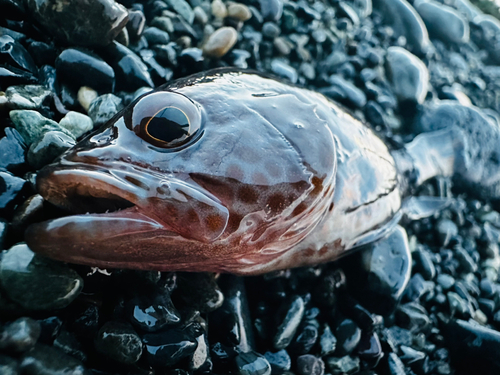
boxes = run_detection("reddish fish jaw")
[26,163,230,265]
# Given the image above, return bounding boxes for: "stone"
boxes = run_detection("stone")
[473,15,500,65]
[0,35,37,74]
[264,349,291,372]
[357,331,383,368]
[87,94,123,128]
[273,295,305,350]
[176,272,224,313]
[27,131,76,169]
[322,76,367,108]
[5,85,52,110]
[271,59,298,83]
[0,66,36,90]
[0,127,26,172]
[126,10,146,41]
[296,355,325,375]
[335,319,361,356]
[203,27,238,58]
[9,109,71,146]
[55,48,115,92]
[0,317,41,353]
[235,351,272,375]
[372,0,431,55]
[77,87,98,112]
[325,355,360,374]
[20,344,87,374]
[0,171,26,214]
[228,3,252,21]
[59,111,94,139]
[24,0,128,47]
[386,46,429,104]
[415,0,469,44]
[0,243,83,310]
[142,328,198,367]
[259,0,283,21]
[143,26,171,45]
[320,324,337,356]
[165,0,194,24]
[94,321,142,364]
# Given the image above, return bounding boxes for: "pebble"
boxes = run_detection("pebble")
[344,226,411,315]
[55,48,115,92]
[325,355,360,374]
[165,0,194,24]
[0,355,19,375]
[415,0,469,44]
[0,35,37,74]
[53,329,86,363]
[94,321,142,364]
[0,127,26,172]
[273,295,305,350]
[319,324,337,356]
[322,76,367,108]
[413,248,436,280]
[0,317,41,353]
[203,27,238,58]
[235,351,272,375]
[442,318,500,373]
[357,331,383,368]
[127,289,181,332]
[262,22,281,39]
[5,85,52,110]
[264,349,291,372]
[0,243,83,310]
[87,93,123,128]
[59,111,94,139]
[372,0,431,55]
[271,59,298,83]
[297,354,325,375]
[24,0,128,47]
[228,3,252,22]
[292,323,318,354]
[20,344,87,375]
[260,0,283,21]
[396,302,431,331]
[176,272,224,313]
[9,109,71,146]
[0,67,36,91]
[0,171,26,214]
[335,319,361,356]
[385,46,429,104]
[143,26,171,45]
[387,352,406,375]
[404,273,434,301]
[142,328,199,367]
[126,10,146,41]
[27,130,76,169]
[473,15,500,65]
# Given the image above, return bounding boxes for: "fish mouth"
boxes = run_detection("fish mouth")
[25,162,230,266]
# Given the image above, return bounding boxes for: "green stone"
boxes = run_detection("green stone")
[9,110,73,146]
[27,131,76,169]
[59,111,94,139]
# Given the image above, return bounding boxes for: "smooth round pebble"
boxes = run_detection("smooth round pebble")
[94,321,142,364]
[59,111,93,139]
[203,27,238,58]
[88,94,123,128]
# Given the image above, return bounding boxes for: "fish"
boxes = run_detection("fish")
[25,68,407,275]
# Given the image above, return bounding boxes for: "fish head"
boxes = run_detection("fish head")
[26,71,337,273]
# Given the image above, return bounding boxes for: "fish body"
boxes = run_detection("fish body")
[26,69,401,275]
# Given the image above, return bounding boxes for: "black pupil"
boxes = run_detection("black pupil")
[147,107,190,143]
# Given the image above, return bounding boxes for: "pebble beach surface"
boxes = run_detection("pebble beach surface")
[2,0,500,374]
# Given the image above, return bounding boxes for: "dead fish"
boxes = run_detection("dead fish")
[24,69,485,275]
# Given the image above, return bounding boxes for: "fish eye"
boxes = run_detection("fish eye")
[131,91,202,148]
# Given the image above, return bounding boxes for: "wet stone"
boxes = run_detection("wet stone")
[415,0,469,44]
[55,48,115,92]
[77,87,98,112]
[0,127,26,172]
[59,111,93,139]
[297,354,325,375]
[5,85,52,110]
[127,289,181,332]
[127,10,146,42]
[203,27,238,58]
[273,295,305,350]
[436,219,458,246]
[0,219,7,250]
[262,22,281,39]
[404,273,434,301]
[386,46,429,105]
[413,248,436,280]
[335,319,361,356]
[0,65,37,90]
[0,171,26,214]
[27,131,76,169]
[357,331,382,368]
[396,303,431,331]
[25,40,56,67]
[20,343,87,375]
[24,0,128,47]
[473,15,500,65]
[10,194,44,234]
[142,328,198,367]
[94,321,142,364]
[0,354,19,375]
[9,109,70,146]
[292,323,318,354]
[320,324,337,356]
[437,274,455,290]
[176,273,224,313]
[53,329,86,362]
[0,35,37,74]
[343,226,412,315]
[322,76,367,108]
[373,0,430,55]
[325,355,360,375]
[0,317,41,353]
[228,3,252,21]
[271,59,298,83]
[143,27,170,45]
[235,351,271,375]
[0,243,83,310]
[264,349,291,372]
[387,353,406,375]
[166,0,194,24]
[88,94,123,128]
[260,0,283,21]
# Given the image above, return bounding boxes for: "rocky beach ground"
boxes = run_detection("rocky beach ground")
[2,0,500,374]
